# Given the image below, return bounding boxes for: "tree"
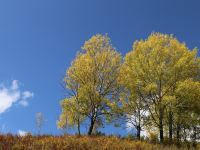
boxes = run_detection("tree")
[36,112,45,135]
[58,34,122,135]
[122,33,200,143]
[57,75,84,135]
[57,97,83,135]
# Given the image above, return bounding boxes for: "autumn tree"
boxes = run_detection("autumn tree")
[57,97,83,135]
[57,73,85,135]
[58,34,122,135]
[122,33,200,143]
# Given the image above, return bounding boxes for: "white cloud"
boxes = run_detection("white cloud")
[126,113,149,138]
[0,80,34,114]
[22,91,34,99]
[11,80,19,90]
[18,130,27,136]
[18,100,29,107]
[19,91,34,107]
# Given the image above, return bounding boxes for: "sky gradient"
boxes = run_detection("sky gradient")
[0,0,199,135]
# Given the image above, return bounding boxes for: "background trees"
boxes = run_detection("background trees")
[119,33,200,143]
[58,33,200,145]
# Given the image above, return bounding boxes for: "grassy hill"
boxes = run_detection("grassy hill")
[0,134,199,150]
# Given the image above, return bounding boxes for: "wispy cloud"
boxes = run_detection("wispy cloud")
[0,80,34,114]
[18,130,27,136]
[18,100,29,107]
[19,91,34,107]
[22,91,34,99]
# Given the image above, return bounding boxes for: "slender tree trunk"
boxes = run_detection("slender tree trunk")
[159,108,164,143]
[158,80,164,144]
[77,119,81,135]
[137,108,141,140]
[88,118,95,135]
[136,125,141,140]
[159,124,164,143]
[193,126,197,142]
[183,127,187,142]
[176,123,181,145]
[168,110,173,144]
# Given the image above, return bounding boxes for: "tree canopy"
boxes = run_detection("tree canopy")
[57,34,122,135]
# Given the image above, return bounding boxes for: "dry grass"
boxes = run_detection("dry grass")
[0,134,198,150]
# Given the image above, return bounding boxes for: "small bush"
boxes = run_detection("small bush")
[148,132,159,144]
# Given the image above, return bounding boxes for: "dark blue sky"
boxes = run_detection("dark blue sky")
[0,0,199,135]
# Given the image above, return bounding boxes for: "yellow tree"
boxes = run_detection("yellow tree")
[57,97,83,135]
[57,70,84,135]
[122,33,200,143]
[58,34,122,135]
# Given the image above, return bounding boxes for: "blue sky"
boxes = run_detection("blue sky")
[0,0,199,136]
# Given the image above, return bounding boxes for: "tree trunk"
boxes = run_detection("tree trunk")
[159,108,164,143]
[136,125,141,140]
[168,110,173,144]
[183,127,187,142]
[77,119,81,135]
[137,108,141,140]
[159,125,164,143]
[193,126,197,142]
[88,118,95,135]
[158,80,164,144]
[176,123,181,145]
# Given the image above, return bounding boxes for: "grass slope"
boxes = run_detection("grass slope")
[0,134,199,150]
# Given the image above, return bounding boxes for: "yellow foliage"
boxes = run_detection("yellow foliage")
[58,34,122,132]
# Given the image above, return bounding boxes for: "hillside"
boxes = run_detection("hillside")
[0,134,199,150]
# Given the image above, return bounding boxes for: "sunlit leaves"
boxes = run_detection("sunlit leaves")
[58,34,122,134]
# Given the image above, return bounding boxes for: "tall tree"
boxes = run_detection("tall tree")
[58,34,122,135]
[122,33,199,143]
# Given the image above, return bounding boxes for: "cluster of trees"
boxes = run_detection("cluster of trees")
[57,33,200,144]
